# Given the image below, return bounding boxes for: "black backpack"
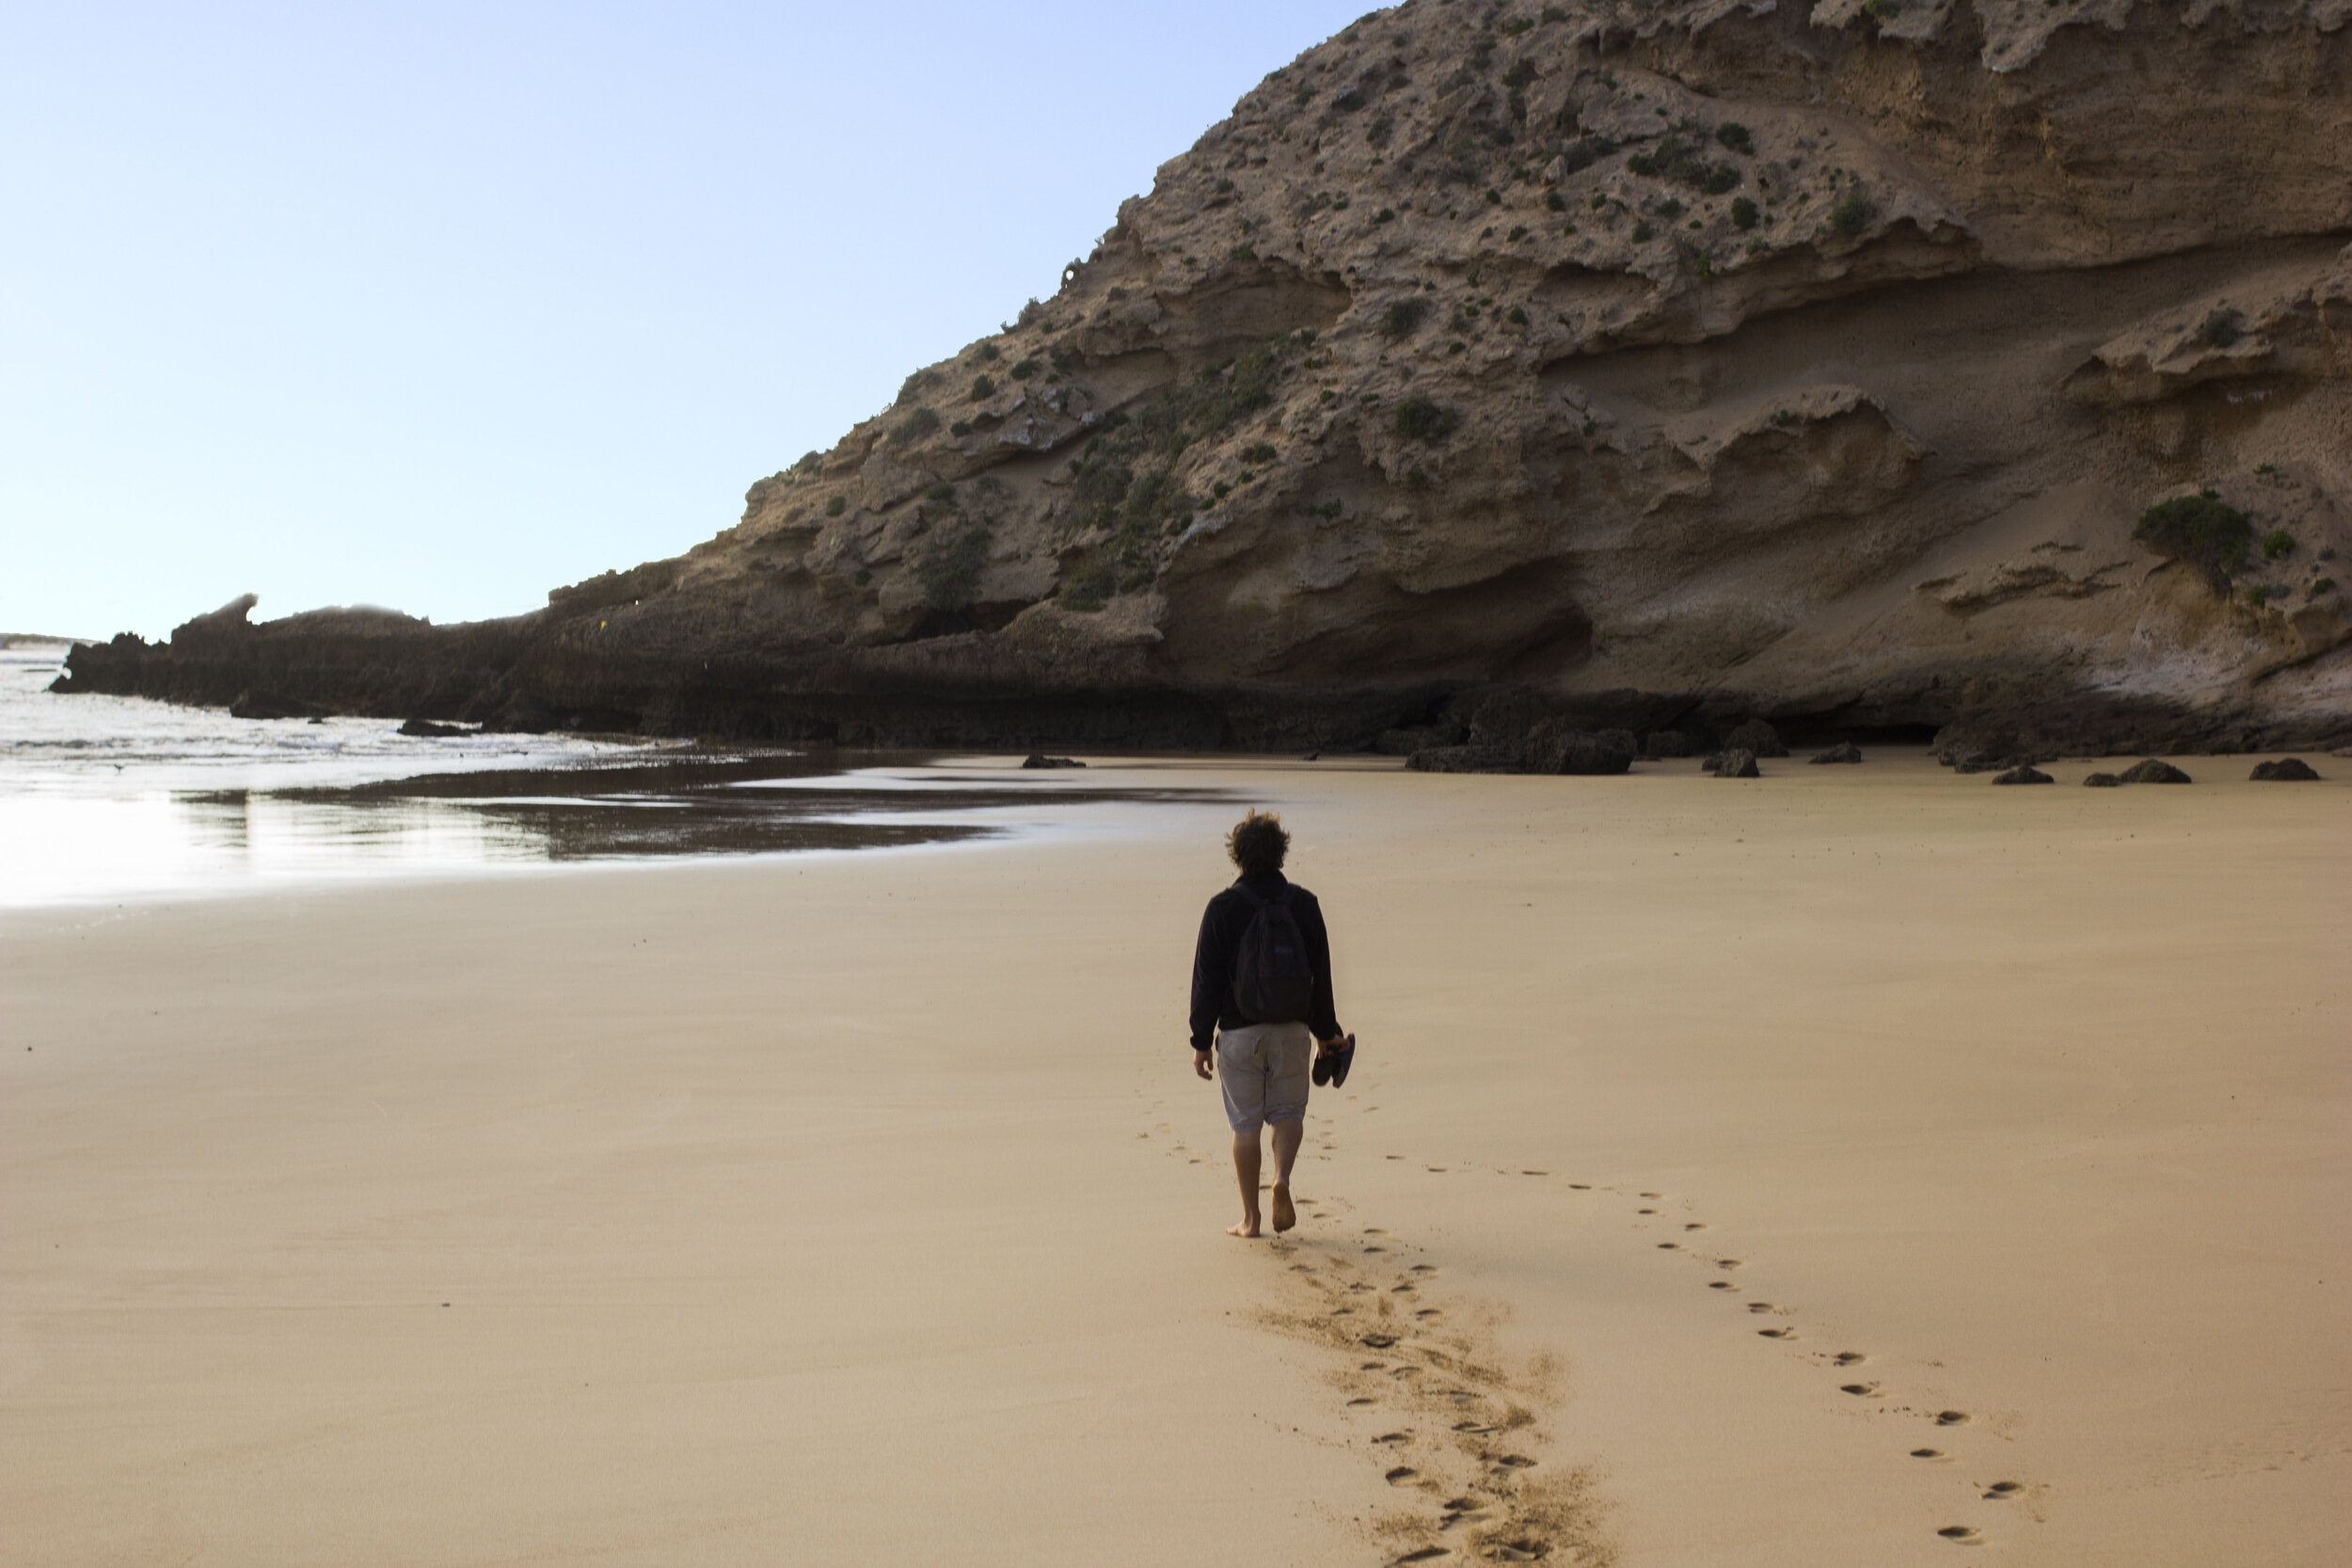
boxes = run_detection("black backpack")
[1232,882,1316,1023]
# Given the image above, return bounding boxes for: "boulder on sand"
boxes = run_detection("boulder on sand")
[1993,764,2054,784]
[2249,757,2321,781]
[1022,754,1086,769]
[1407,745,1519,773]
[2083,772,2124,787]
[2120,758,2193,784]
[399,718,469,738]
[1524,720,1634,776]
[1715,748,1761,779]
[1809,742,1864,765]
[229,689,323,721]
[1723,720,1788,758]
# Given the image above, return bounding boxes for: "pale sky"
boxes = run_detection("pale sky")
[2,2,1372,641]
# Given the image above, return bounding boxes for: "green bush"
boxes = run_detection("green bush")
[1383,296,1429,338]
[1392,395,1461,443]
[2249,585,2272,608]
[1631,220,1656,242]
[1334,87,1367,113]
[2262,528,2296,560]
[1368,115,1394,149]
[1546,191,1566,212]
[1244,443,1278,464]
[1057,555,1117,613]
[1629,132,1738,194]
[1009,357,1039,381]
[1716,122,1753,154]
[2196,309,2244,349]
[2135,490,2253,583]
[949,420,973,437]
[1656,197,1685,219]
[1232,242,1258,262]
[1507,305,1527,325]
[853,568,871,586]
[1864,0,1900,17]
[825,496,847,517]
[887,406,941,448]
[977,343,1001,363]
[1829,190,1874,234]
[1731,196,1759,230]
[916,523,992,610]
[969,375,996,402]
[2311,577,2336,595]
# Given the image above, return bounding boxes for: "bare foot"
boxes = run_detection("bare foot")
[1271,1184,1297,1233]
[1227,1215,1263,1238]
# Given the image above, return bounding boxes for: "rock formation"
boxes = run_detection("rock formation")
[56,0,2352,756]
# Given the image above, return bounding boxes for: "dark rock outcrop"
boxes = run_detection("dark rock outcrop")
[1022,754,1086,769]
[2083,771,2123,787]
[1723,721,1788,759]
[1809,742,1864,765]
[2249,757,2321,780]
[399,718,471,738]
[1715,748,1761,779]
[2119,758,2193,784]
[1992,764,2054,784]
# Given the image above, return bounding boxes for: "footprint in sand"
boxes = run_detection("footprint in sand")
[1685,1223,1707,1231]
[1375,1431,1412,1446]
[1393,1549,1449,1564]
[1709,1281,1740,1291]
[1386,1465,1420,1484]
[1426,1166,1447,1173]
[1835,1352,1867,1366]
[1658,1242,1678,1250]
[1362,1334,1400,1349]
[1936,1411,1972,1427]
[1493,1454,1537,1469]
[1415,1308,1442,1320]
[1758,1327,1796,1339]
[1717,1259,1743,1271]
[1520,1169,1548,1176]
[1568,1182,1591,1190]
[1912,1448,1947,1460]
[1348,1397,1377,1407]
[1937,1526,1982,1544]
[1746,1302,1778,1313]
[1840,1382,1881,1397]
[1409,1264,1437,1275]
[1983,1481,2023,1499]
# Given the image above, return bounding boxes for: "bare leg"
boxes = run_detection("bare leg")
[1269,1117,1304,1231]
[1227,1129,1263,1237]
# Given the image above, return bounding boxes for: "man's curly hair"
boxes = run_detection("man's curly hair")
[1226,809,1290,877]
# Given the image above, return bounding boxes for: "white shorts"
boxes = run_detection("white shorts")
[1217,1022,1314,1132]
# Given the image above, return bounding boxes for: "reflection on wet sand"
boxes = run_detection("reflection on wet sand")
[182,751,1228,865]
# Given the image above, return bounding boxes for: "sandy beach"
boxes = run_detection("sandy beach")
[4,754,2345,1566]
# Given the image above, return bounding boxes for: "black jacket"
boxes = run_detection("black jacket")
[1189,872,1342,1051]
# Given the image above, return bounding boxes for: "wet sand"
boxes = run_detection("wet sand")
[4,754,2345,1565]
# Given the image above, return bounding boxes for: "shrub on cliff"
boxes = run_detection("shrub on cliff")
[2135,490,2253,583]
[888,406,940,449]
[1829,190,1875,234]
[916,523,992,610]
[1392,396,1460,443]
[1385,296,1431,337]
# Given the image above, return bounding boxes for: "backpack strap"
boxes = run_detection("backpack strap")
[1232,879,1289,910]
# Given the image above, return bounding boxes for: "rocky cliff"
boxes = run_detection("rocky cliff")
[59,0,2352,755]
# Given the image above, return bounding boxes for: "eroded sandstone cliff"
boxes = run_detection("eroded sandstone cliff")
[61,0,2352,753]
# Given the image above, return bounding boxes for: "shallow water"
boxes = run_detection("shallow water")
[0,641,1216,907]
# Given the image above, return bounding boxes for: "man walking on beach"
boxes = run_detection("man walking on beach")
[1191,810,1348,1238]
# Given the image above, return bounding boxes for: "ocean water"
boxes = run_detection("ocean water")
[0,641,1193,909]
